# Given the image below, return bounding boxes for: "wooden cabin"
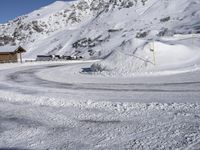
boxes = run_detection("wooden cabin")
[0,46,26,63]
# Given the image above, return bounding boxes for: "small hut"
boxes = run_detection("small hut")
[0,46,26,63]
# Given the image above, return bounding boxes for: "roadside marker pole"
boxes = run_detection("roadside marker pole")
[192,31,195,45]
[153,41,156,65]
[150,41,156,65]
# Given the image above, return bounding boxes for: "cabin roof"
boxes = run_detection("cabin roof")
[0,46,26,53]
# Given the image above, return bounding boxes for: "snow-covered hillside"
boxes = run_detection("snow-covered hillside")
[0,0,200,74]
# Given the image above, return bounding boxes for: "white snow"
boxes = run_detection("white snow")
[0,45,19,53]
[0,0,200,149]
[25,1,72,21]
[0,61,200,149]
[1,0,200,64]
[89,35,200,76]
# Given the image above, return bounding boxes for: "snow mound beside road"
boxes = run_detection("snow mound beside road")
[91,38,200,77]
[0,90,200,150]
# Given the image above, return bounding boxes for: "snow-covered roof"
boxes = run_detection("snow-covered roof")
[0,45,26,53]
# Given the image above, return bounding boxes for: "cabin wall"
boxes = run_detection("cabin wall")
[0,53,18,63]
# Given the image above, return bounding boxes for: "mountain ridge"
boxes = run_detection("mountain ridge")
[0,0,200,61]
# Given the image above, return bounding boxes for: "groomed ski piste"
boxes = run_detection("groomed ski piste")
[1,36,200,149]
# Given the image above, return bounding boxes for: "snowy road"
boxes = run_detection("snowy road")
[0,62,200,149]
[1,62,200,103]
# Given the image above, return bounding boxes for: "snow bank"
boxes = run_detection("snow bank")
[1,88,200,150]
[91,50,152,76]
[0,60,95,71]
[91,39,200,77]
[0,89,199,114]
[150,41,200,69]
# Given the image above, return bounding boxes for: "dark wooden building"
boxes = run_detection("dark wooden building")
[0,46,26,63]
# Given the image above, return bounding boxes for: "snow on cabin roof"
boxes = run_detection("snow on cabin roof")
[0,45,26,53]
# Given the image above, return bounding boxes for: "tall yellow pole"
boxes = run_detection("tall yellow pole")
[192,31,195,45]
[150,41,156,65]
[153,41,156,65]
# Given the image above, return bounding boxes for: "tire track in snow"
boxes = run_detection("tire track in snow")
[4,65,200,93]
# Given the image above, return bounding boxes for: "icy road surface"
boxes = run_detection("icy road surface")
[0,61,200,150]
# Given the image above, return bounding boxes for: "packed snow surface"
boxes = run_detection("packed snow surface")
[0,61,200,149]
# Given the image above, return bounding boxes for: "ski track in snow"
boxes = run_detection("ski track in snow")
[0,61,200,150]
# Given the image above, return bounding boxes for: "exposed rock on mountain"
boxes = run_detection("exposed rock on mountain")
[0,0,199,66]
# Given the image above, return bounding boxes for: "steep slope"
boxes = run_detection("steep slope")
[0,0,200,74]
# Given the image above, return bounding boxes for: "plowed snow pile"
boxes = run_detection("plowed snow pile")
[0,91,200,150]
[91,36,200,76]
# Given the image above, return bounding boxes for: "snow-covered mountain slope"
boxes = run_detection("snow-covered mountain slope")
[0,0,200,74]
